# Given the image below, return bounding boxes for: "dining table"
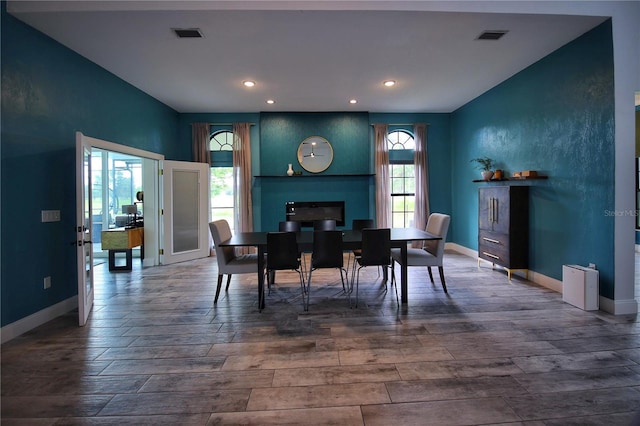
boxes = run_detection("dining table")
[219,227,441,310]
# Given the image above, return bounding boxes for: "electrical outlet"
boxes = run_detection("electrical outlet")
[43,276,51,289]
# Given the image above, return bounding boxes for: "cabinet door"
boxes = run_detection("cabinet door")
[479,187,510,233]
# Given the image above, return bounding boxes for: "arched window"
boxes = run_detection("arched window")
[209,131,234,229]
[388,130,415,228]
[210,130,233,151]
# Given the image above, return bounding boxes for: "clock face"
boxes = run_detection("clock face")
[297,136,333,173]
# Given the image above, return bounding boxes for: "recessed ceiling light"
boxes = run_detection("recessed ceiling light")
[265,99,275,105]
[383,80,396,87]
[349,99,358,104]
[243,80,255,87]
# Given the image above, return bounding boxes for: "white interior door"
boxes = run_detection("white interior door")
[76,132,94,326]
[161,160,210,264]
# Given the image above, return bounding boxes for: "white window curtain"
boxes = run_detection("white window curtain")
[233,123,254,254]
[374,123,391,228]
[191,123,211,164]
[412,123,430,247]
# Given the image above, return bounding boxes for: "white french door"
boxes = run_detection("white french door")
[161,160,210,264]
[76,132,94,326]
[75,134,209,325]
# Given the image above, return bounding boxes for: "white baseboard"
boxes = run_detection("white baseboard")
[446,242,476,258]
[599,296,638,315]
[448,243,563,294]
[447,243,638,315]
[1,296,78,344]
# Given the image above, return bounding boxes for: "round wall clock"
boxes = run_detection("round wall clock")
[297,136,334,173]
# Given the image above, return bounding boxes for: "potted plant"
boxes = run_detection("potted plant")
[471,157,495,181]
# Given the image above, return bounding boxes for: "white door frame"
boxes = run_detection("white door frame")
[76,133,94,326]
[77,133,164,269]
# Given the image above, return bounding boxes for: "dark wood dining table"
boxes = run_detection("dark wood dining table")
[219,227,441,310]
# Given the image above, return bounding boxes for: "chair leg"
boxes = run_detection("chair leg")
[297,269,306,310]
[268,270,275,291]
[265,270,272,295]
[306,269,313,311]
[355,267,360,308]
[390,266,399,307]
[339,268,350,307]
[214,274,224,303]
[438,266,448,293]
[225,274,232,290]
[427,267,435,283]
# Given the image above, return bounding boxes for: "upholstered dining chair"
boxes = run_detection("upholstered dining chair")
[307,230,348,310]
[209,219,262,303]
[266,232,306,309]
[352,228,396,307]
[391,213,451,293]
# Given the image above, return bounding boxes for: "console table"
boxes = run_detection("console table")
[101,227,143,271]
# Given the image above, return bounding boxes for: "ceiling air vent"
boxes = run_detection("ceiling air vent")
[476,30,508,41]
[173,28,203,38]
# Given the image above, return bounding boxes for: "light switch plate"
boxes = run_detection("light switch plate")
[41,210,61,222]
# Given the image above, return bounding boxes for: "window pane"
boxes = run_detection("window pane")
[405,174,415,193]
[391,177,403,194]
[388,131,416,228]
[388,130,415,151]
[210,130,233,151]
[210,166,234,232]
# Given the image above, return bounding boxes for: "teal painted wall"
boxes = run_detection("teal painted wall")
[1,5,179,326]
[177,112,452,233]
[258,112,372,230]
[451,21,615,296]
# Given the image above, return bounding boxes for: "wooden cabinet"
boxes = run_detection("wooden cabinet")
[478,186,528,278]
[101,227,144,271]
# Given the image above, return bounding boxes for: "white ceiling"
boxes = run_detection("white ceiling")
[7,1,608,113]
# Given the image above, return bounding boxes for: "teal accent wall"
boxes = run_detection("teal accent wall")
[1,5,179,326]
[258,112,372,230]
[260,112,370,175]
[451,20,615,296]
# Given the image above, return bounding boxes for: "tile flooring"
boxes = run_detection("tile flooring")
[2,251,640,425]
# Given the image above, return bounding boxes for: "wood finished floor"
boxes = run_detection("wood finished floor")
[2,251,640,425]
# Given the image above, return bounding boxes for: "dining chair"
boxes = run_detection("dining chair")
[209,219,263,303]
[352,228,396,307]
[279,220,301,233]
[307,230,348,310]
[266,232,306,309]
[391,213,451,293]
[313,219,337,230]
[279,220,306,273]
[348,218,375,273]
